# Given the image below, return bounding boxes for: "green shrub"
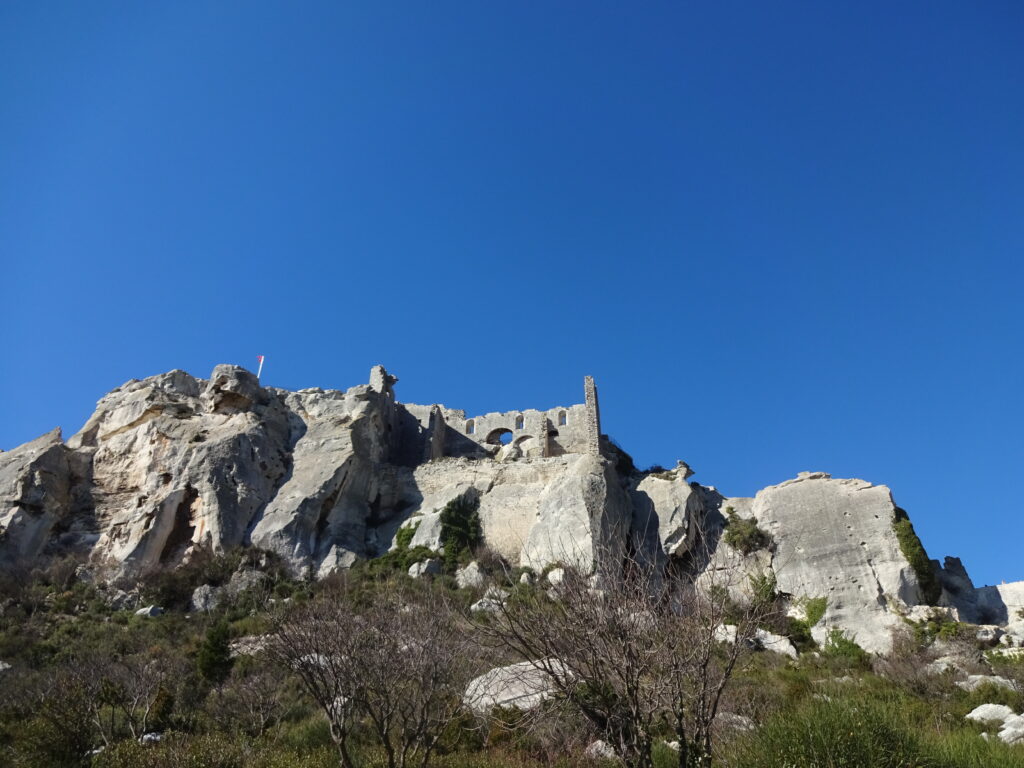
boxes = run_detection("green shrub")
[439,495,482,568]
[730,695,926,768]
[394,520,419,551]
[822,628,872,669]
[785,617,816,653]
[197,619,234,684]
[956,680,1024,715]
[803,596,827,627]
[904,608,972,649]
[892,508,941,605]
[723,507,772,555]
[748,570,778,609]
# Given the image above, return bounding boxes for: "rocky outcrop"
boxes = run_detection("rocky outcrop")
[0,428,72,562]
[722,472,926,654]
[1,364,1020,658]
[0,365,639,582]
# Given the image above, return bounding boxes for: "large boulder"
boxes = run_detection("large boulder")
[1000,716,1024,745]
[463,660,566,715]
[965,704,1016,724]
[630,468,702,559]
[726,473,926,654]
[456,561,486,590]
[398,454,631,577]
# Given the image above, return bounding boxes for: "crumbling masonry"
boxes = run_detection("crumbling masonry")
[369,366,603,465]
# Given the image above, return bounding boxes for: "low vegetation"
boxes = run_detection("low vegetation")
[0,542,1020,768]
[722,507,772,555]
[893,507,942,605]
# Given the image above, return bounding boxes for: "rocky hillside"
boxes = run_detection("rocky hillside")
[1,363,1021,653]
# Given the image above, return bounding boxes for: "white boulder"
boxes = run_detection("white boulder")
[755,629,799,659]
[584,740,616,760]
[999,715,1024,745]
[408,559,442,579]
[965,703,1016,724]
[725,473,929,654]
[464,660,567,715]
[956,675,1017,692]
[456,561,486,590]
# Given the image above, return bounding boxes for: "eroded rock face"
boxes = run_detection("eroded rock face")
[68,366,295,576]
[630,470,702,559]
[1,365,1019,659]
[0,428,71,562]
[725,472,924,654]
[0,365,639,582]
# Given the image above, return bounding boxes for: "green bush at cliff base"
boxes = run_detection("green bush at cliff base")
[822,628,872,669]
[893,508,941,605]
[439,495,482,568]
[196,619,234,684]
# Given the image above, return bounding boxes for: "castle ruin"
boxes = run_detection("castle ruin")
[369,365,603,465]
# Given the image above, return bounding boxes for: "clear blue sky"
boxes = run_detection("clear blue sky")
[2,3,1022,585]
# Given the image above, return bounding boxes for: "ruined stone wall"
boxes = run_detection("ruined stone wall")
[583,375,601,456]
[443,403,592,458]
[366,370,600,462]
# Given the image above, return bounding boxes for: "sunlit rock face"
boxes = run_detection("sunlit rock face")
[2,364,1017,655]
[719,473,925,654]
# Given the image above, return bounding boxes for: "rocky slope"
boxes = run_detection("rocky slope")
[1,364,1020,653]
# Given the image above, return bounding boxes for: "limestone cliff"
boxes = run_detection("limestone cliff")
[1,364,1020,654]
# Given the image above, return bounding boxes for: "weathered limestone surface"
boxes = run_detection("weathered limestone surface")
[0,428,71,561]
[728,472,924,654]
[0,365,635,581]
[69,366,294,576]
[1,364,1020,658]
[397,454,628,574]
[248,382,402,578]
[630,470,702,563]
[463,661,565,715]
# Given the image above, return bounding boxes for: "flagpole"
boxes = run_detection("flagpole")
[256,356,265,379]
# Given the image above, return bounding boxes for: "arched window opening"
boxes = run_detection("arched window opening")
[485,428,514,446]
[466,419,475,435]
[558,410,567,426]
[514,414,525,430]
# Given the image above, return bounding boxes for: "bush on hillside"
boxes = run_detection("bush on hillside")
[730,695,925,768]
[822,628,872,669]
[439,495,483,568]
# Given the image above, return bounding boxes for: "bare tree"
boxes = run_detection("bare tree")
[476,523,777,768]
[662,561,773,768]
[99,652,179,740]
[267,594,363,768]
[269,582,478,768]
[356,590,475,768]
[209,666,292,739]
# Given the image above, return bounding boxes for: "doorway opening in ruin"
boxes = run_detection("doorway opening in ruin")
[558,410,567,426]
